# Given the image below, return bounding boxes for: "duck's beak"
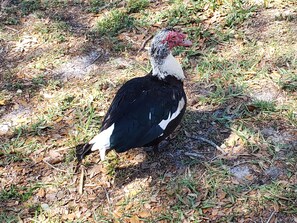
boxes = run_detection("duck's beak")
[180,38,192,47]
[177,32,192,47]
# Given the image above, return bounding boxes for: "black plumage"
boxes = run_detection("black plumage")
[76,29,192,161]
[104,72,186,151]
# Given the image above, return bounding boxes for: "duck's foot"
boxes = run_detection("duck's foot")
[143,140,170,153]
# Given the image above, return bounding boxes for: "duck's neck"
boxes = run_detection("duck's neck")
[150,52,185,81]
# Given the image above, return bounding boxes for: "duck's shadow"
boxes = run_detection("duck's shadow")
[111,102,245,187]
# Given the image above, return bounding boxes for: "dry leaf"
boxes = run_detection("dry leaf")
[211,208,218,217]
[244,174,254,181]
[44,150,64,164]
[217,189,227,200]
[246,104,257,112]
[184,130,191,137]
[231,178,240,185]
[16,118,28,123]
[0,100,6,105]
[125,202,133,211]
[36,188,46,198]
[113,208,123,219]
[138,210,151,218]
[144,203,151,209]
[129,215,140,223]
[153,206,164,212]
[62,213,75,221]
[53,116,63,123]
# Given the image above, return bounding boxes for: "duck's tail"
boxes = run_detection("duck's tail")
[75,143,93,162]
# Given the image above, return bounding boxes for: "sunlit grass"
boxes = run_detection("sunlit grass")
[0,0,297,222]
[95,10,134,37]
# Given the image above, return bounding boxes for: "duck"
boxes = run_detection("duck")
[76,28,192,162]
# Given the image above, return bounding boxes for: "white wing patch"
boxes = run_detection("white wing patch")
[89,123,115,161]
[158,97,185,130]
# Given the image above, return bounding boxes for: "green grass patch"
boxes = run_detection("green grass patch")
[251,100,277,113]
[127,0,149,13]
[259,182,297,211]
[95,10,134,37]
[279,69,297,92]
[19,0,42,15]
[0,0,43,24]
[1,0,297,222]
[161,2,201,26]
[0,213,18,223]
[0,184,39,202]
[232,123,266,153]
[225,2,256,27]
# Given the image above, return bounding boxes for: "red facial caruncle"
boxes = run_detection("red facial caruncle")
[162,31,192,49]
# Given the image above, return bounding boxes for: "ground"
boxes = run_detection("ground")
[0,0,297,222]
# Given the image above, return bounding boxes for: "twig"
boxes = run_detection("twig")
[189,136,227,155]
[43,160,67,173]
[232,160,254,167]
[266,191,293,202]
[54,146,71,152]
[86,53,102,68]
[266,211,276,223]
[104,188,111,204]
[184,151,205,159]
[79,165,85,195]
[138,34,154,53]
[4,26,19,32]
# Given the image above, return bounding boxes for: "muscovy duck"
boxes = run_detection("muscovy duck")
[76,28,192,161]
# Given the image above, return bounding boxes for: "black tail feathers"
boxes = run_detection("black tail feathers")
[76,143,93,162]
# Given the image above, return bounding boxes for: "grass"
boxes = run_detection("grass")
[127,0,150,13]
[279,69,297,92]
[0,0,297,222]
[0,214,18,223]
[0,184,39,202]
[95,10,135,37]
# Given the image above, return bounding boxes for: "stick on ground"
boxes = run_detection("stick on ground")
[79,165,85,195]
[138,34,154,53]
[43,160,67,173]
[189,136,227,155]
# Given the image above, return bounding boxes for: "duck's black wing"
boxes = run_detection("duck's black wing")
[101,74,186,153]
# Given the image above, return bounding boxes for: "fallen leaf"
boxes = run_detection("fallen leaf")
[217,189,227,200]
[44,150,64,164]
[244,174,254,181]
[125,202,133,211]
[36,188,46,198]
[246,104,257,112]
[113,208,123,219]
[16,117,28,123]
[53,116,63,123]
[144,203,151,209]
[62,213,76,221]
[45,192,56,201]
[138,210,151,218]
[129,215,140,223]
[231,178,240,185]
[211,208,218,218]
[153,206,164,212]
[0,100,6,105]
[14,103,20,109]
[184,130,191,137]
